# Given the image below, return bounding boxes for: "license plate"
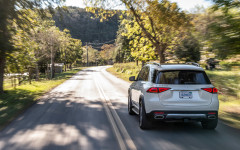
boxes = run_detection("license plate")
[179,91,192,99]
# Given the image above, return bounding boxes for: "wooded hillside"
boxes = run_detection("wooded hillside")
[53,7,119,46]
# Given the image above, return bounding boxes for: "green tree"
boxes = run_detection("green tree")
[175,35,201,62]
[211,0,240,12]
[86,0,190,63]
[5,8,82,85]
[57,29,83,71]
[121,19,156,64]
[82,46,99,66]
[99,44,116,64]
[207,0,240,59]
[0,0,64,93]
[115,19,134,63]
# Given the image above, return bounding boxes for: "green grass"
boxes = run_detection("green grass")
[206,70,239,98]
[0,68,81,130]
[206,70,240,128]
[107,62,141,82]
[107,63,240,129]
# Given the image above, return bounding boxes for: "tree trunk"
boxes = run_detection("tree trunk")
[159,50,165,63]
[0,53,5,93]
[28,68,32,84]
[46,64,49,79]
[50,46,55,79]
[86,44,89,67]
[64,50,67,72]
[18,75,21,86]
[142,61,145,67]
[13,76,16,89]
[156,45,166,64]
[0,0,11,93]
[35,63,39,81]
[136,60,138,66]
[51,61,55,79]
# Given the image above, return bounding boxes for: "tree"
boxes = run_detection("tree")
[99,44,116,64]
[82,46,99,65]
[86,0,190,63]
[207,0,240,59]
[121,18,156,64]
[175,34,201,62]
[0,0,64,93]
[115,19,134,63]
[36,26,64,79]
[3,7,83,90]
[66,38,83,69]
[211,0,240,12]
[56,29,83,71]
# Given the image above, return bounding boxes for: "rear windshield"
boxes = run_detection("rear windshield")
[154,70,211,84]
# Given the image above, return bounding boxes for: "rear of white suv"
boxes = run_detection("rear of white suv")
[128,63,219,130]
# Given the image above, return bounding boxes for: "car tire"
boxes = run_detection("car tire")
[139,100,151,129]
[128,94,135,115]
[201,117,218,129]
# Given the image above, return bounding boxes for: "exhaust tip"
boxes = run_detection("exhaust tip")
[154,115,164,119]
[208,115,216,119]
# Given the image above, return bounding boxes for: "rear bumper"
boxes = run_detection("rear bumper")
[147,111,218,121]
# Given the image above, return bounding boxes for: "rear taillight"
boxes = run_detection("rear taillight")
[208,112,216,115]
[202,88,218,94]
[154,112,164,114]
[147,87,171,93]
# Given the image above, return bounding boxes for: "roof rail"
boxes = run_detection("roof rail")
[147,62,161,66]
[186,62,200,67]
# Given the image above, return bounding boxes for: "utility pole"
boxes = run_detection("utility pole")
[86,42,89,67]
[50,31,54,79]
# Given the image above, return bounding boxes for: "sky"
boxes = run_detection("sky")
[64,0,213,11]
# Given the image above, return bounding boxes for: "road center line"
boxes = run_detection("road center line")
[95,71,137,150]
[95,76,127,150]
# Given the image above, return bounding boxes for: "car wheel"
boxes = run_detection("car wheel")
[128,94,135,115]
[139,100,151,129]
[201,117,218,129]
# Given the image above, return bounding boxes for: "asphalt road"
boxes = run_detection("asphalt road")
[0,66,240,150]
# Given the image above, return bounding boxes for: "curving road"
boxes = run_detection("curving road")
[0,66,240,150]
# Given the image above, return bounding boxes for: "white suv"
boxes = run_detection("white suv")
[128,62,219,130]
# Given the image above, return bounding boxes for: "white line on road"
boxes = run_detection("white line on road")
[94,71,137,150]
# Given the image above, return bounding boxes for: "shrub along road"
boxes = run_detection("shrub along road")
[0,66,240,150]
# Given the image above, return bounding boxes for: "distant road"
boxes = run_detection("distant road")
[0,66,240,150]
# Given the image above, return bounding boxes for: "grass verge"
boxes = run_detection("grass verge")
[107,63,240,129]
[0,68,81,130]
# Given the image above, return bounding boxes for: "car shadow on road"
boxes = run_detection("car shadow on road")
[110,100,240,150]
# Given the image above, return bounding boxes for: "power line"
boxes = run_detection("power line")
[80,31,118,35]
[89,39,115,45]
[91,46,103,49]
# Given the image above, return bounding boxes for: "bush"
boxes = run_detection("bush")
[219,61,240,70]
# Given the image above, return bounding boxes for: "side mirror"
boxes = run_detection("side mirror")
[129,76,136,81]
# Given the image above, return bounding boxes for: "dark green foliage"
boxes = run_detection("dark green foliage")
[115,20,134,63]
[208,0,240,59]
[0,0,64,93]
[207,13,240,59]
[175,35,201,62]
[53,6,119,46]
[211,0,240,12]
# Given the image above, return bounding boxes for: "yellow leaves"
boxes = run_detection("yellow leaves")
[119,15,123,20]
[171,2,177,11]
